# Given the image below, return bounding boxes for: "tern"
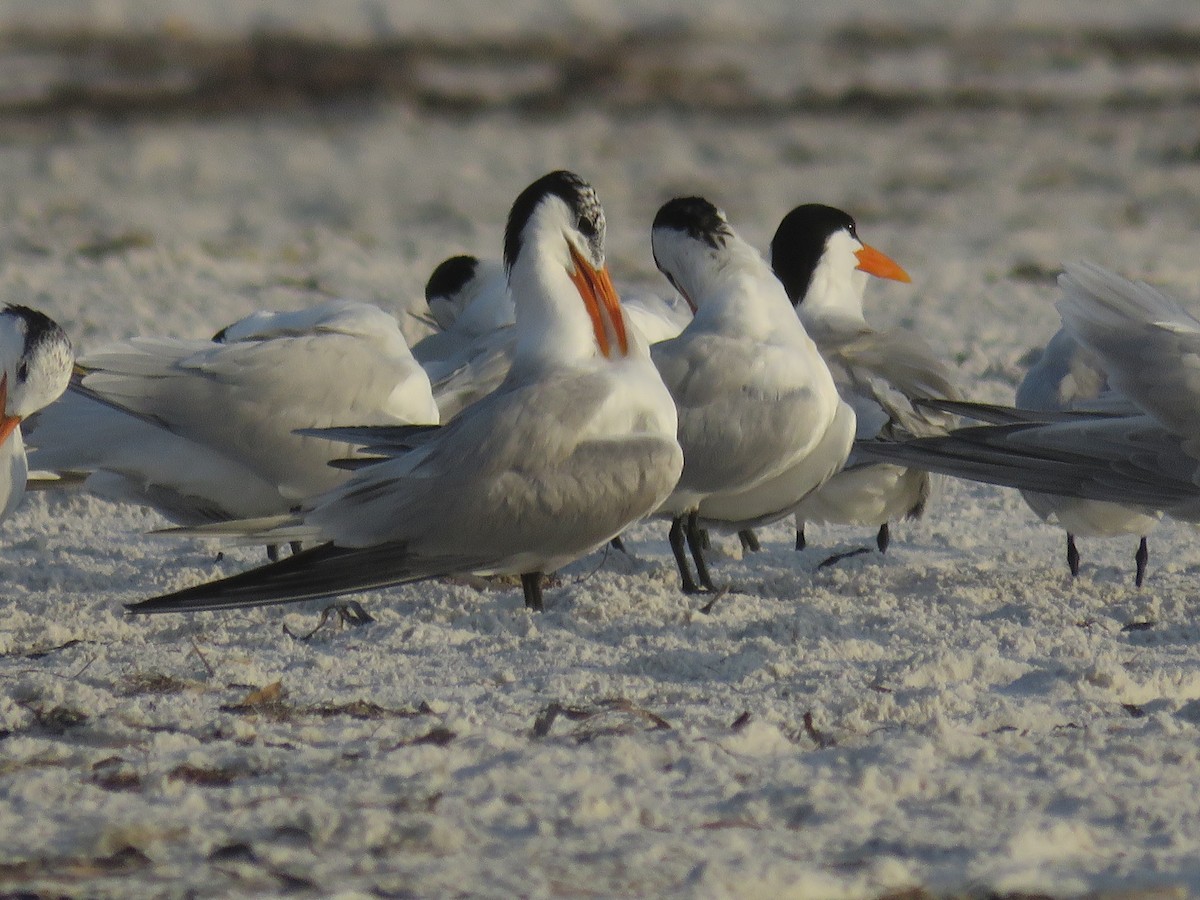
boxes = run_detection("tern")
[127,170,683,615]
[26,300,439,544]
[0,306,74,521]
[768,204,958,564]
[855,262,1189,535]
[1013,327,1158,584]
[648,197,855,593]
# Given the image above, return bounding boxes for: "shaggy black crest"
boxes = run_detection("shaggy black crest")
[425,255,479,303]
[3,304,68,368]
[652,197,731,250]
[770,204,859,305]
[503,170,604,273]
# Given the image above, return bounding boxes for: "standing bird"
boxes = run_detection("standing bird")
[768,204,959,564]
[1014,328,1158,585]
[127,170,684,615]
[0,306,74,522]
[649,197,855,593]
[26,300,439,545]
[855,263,1184,546]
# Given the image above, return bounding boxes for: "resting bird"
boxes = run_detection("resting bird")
[648,197,855,593]
[768,204,959,565]
[0,306,74,521]
[26,299,438,552]
[128,170,684,615]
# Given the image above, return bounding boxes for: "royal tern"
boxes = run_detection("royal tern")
[648,197,855,593]
[0,306,73,521]
[415,253,692,421]
[856,262,1194,527]
[27,299,438,537]
[766,204,958,563]
[128,170,683,615]
[412,255,510,378]
[1013,327,1158,584]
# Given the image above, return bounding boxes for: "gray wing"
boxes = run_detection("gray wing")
[821,328,962,439]
[653,334,833,496]
[1058,261,1200,438]
[856,415,1198,513]
[75,325,435,501]
[309,371,679,551]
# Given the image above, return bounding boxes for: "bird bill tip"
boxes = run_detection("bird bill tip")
[855,244,912,283]
[568,247,629,358]
[0,414,20,449]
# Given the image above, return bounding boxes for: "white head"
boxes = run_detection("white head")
[770,204,910,330]
[503,170,629,365]
[0,305,73,443]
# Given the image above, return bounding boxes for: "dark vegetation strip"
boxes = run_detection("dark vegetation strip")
[0,26,1198,121]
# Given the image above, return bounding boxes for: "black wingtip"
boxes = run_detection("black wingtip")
[126,540,431,616]
[126,542,355,615]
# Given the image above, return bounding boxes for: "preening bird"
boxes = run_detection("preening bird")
[414,253,692,421]
[127,170,684,616]
[648,196,855,593]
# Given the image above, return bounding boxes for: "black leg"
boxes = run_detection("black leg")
[289,540,304,556]
[1135,536,1148,588]
[521,572,544,612]
[686,512,717,592]
[669,516,701,594]
[876,523,891,554]
[266,544,280,562]
[1066,533,1080,578]
[795,524,806,551]
[738,530,761,553]
[610,535,627,553]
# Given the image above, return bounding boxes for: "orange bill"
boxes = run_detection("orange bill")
[855,244,911,283]
[0,375,16,448]
[568,245,630,358]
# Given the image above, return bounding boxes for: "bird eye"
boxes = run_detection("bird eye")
[577,215,597,239]
[16,361,27,382]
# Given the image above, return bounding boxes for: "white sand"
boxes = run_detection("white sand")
[2,5,1200,897]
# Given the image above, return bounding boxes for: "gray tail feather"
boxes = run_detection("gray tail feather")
[127,541,428,615]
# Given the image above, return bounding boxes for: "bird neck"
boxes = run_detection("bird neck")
[508,246,615,371]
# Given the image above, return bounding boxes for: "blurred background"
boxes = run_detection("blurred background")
[0,0,1198,402]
